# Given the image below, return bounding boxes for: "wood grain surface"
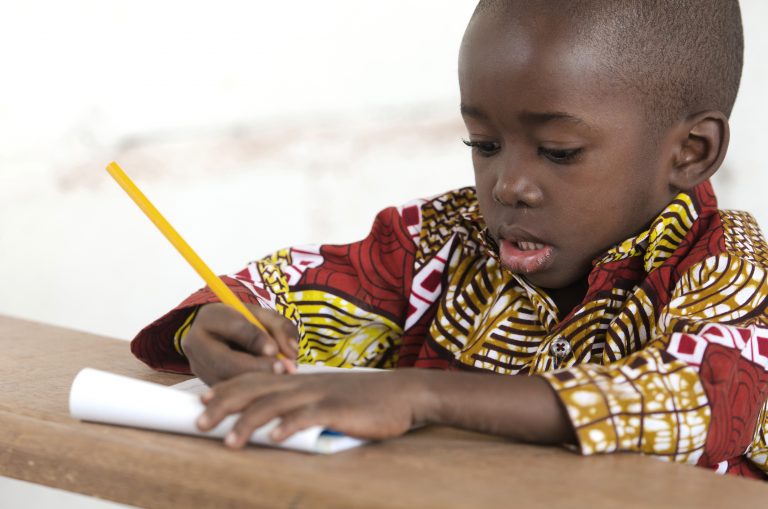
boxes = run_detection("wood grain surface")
[0,315,766,508]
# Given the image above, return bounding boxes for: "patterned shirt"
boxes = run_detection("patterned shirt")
[132,180,768,479]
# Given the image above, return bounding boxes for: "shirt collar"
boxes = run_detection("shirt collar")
[460,204,561,328]
[460,182,716,326]
[593,181,715,272]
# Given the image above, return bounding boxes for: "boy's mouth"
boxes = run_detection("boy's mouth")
[498,238,554,274]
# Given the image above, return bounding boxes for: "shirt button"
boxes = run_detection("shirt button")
[550,337,572,359]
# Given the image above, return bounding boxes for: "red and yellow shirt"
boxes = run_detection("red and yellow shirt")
[132,180,768,479]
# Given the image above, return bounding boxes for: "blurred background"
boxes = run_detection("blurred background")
[0,0,478,343]
[0,1,766,507]
[0,0,766,342]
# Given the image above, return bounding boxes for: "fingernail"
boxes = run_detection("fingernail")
[225,431,238,447]
[197,415,210,429]
[201,390,214,403]
[270,427,282,441]
[263,343,277,356]
[273,361,285,374]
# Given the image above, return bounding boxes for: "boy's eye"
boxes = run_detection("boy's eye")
[538,147,583,164]
[462,139,501,157]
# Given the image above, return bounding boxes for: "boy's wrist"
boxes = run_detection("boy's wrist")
[400,369,576,446]
[403,369,447,427]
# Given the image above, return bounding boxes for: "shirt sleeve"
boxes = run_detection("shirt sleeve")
[130,204,417,373]
[542,254,768,478]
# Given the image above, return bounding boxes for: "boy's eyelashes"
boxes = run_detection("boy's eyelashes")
[461,138,583,164]
[537,146,583,164]
[462,138,500,157]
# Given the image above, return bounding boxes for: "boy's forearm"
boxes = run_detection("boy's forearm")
[410,370,577,446]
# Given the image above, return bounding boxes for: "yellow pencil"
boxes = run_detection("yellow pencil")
[105,161,290,364]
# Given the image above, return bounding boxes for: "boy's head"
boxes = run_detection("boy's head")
[460,0,743,290]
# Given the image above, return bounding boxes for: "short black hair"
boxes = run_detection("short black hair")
[473,0,744,132]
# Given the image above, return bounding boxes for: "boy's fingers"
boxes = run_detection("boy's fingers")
[226,392,316,448]
[213,348,284,380]
[248,305,300,359]
[191,303,297,376]
[193,303,272,356]
[209,303,294,360]
[199,374,294,431]
[218,313,280,357]
[193,338,283,385]
[197,381,260,431]
[281,321,301,358]
[270,406,328,443]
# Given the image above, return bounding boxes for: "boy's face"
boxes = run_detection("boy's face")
[459,9,677,289]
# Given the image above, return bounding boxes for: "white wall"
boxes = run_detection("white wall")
[1,1,766,341]
[0,0,477,340]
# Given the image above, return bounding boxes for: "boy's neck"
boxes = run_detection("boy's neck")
[544,277,589,320]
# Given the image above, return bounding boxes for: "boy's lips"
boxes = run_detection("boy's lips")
[497,231,554,274]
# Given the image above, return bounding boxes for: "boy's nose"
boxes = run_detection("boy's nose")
[492,172,544,208]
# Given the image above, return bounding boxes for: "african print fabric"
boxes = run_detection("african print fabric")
[131,180,768,479]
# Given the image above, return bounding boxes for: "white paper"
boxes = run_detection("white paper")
[171,363,381,395]
[69,366,373,454]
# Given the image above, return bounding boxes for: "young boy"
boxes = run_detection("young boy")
[132,0,768,479]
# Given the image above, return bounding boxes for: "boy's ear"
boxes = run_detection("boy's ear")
[668,110,729,191]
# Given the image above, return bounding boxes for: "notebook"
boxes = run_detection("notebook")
[69,364,380,454]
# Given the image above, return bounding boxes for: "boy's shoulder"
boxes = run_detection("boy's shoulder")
[396,186,482,268]
[718,209,768,268]
[414,186,478,223]
[397,186,479,236]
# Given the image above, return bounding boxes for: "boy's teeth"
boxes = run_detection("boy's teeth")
[517,241,545,251]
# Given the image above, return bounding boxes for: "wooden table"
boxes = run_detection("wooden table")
[1,316,766,508]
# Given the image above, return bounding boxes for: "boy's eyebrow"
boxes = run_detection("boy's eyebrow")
[460,103,488,120]
[519,111,591,128]
[460,104,592,129]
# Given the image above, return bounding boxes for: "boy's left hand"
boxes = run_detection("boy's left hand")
[196,370,430,449]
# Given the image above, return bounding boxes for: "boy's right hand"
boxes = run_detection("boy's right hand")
[182,303,299,385]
